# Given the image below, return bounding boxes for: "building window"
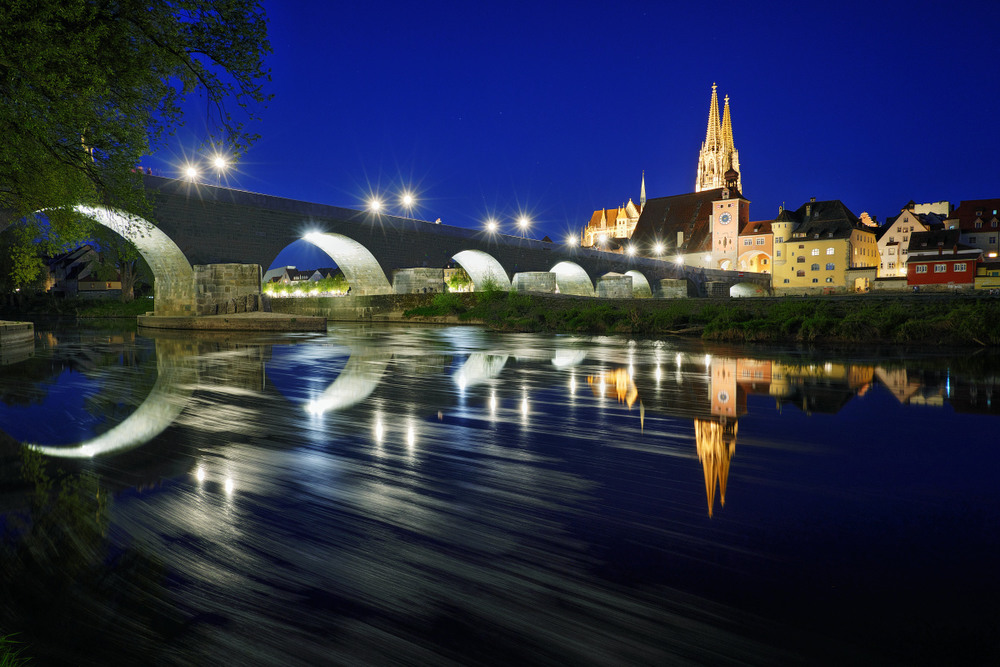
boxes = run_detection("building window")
[812,278,819,283]
[756,237,765,245]
[954,263,967,272]
[976,221,983,229]
[796,270,805,277]
[826,263,835,270]
[888,262,894,269]
[990,237,997,244]
[776,250,782,257]
[934,264,947,273]
[811,248,819,256]
[826,247,834,255]
[916,265,927,274]
[783,278,790,283]
[744,239,752,246]
[776,236,784,243]
[902,249,907,255]
[811,263,820,271]
[825,277,833,283]
[889,236,894,243]
[888,247,896,255]
[797,256,805,263]
[762,258,768,265]
[798,244,804,249]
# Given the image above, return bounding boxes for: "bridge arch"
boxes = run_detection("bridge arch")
[452,250,511,291]
[550,261,594,296]
[738,250,770,274]
[625,270,653,298]
[74,205,194,316]
[303,232,392,295]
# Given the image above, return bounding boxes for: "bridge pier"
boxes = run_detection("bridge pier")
[392,268,446,294]
[193,264,265,315]
[597,274,633,298]
[512,272,556,293]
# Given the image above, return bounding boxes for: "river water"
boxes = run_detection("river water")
[1,322,998,665]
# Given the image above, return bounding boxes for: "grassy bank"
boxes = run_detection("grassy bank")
[405,290,1000,346]
[0,295,151,320]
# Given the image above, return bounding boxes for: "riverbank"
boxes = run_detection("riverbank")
[404,291,1000,346]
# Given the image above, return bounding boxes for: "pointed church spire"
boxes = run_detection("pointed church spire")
[640,170,646,211]
[704,83,721,150]
[721,94,734,153]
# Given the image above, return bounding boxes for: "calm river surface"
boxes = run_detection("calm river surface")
[1,322,998,665]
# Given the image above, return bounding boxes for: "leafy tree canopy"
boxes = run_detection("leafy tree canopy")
[0,0,272,288]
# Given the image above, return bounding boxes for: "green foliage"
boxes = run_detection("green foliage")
[0,0,272,290]
[87,227,151,303]
[446,267,472,291]
[0,634,28,667]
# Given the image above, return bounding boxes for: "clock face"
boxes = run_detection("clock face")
[720,212,732,224]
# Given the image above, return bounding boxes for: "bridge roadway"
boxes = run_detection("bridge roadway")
[67,175,771,315]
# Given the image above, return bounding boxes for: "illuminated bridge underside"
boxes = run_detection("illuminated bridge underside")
[304,232,393,295]
[551,262,595,296]
[75,205,195,316]
[625,270,653,298]
[452,250,512,291]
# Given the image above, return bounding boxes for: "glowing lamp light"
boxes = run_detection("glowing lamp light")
[401,193,414,207]
[486,219,498,232]
[565,234,577,246]
[626,244,636,256]
[184,165,199,181]
[653,242,664,255]
[368,198,382,213]
[674,255,685,265]
[212,155,228,171]
[518,216,530,230]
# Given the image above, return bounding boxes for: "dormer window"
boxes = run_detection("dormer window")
[976,221,983,228]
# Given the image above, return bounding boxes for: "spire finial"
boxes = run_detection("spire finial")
[705,83,721,149]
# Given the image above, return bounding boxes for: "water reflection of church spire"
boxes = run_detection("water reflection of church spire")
[694,418,737,517]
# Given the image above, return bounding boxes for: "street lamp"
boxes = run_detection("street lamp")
[369,198,382,213]
[485,218,498,233]
[626,244,636,256]
[565,234,577,246]
[212,154,228,184]
[518,216,530,237]
[400,192,415,218]
[184,165,200,182]
[653,242,664,255]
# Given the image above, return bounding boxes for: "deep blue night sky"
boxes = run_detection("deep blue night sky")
[146,1,1000,269]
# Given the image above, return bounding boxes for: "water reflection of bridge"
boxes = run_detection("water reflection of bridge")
[12,330,998,516]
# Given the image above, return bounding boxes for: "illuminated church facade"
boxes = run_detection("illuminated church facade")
[580,84,773,274]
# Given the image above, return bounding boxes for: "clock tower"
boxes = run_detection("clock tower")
[711,178,748,270]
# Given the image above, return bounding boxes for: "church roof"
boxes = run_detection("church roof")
[630,187,742,255]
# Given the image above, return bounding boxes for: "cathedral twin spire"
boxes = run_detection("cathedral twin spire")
[696,83,741,193]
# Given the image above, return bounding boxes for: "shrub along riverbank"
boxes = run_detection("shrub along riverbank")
[404,289,1000,346]
[0,295,151,320]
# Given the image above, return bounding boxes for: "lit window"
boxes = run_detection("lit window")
[796,270,805,277]
[825,277,833,283]
[826,247,834,255]
[811,248,819,255]
[888,247,896,255]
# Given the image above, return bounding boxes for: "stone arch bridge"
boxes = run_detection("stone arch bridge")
[24,176,772,315]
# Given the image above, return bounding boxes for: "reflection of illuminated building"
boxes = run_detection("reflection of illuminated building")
[694,418,737,517]
[587,368,638,408]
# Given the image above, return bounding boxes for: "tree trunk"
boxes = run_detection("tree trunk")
[119,261,136,303]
